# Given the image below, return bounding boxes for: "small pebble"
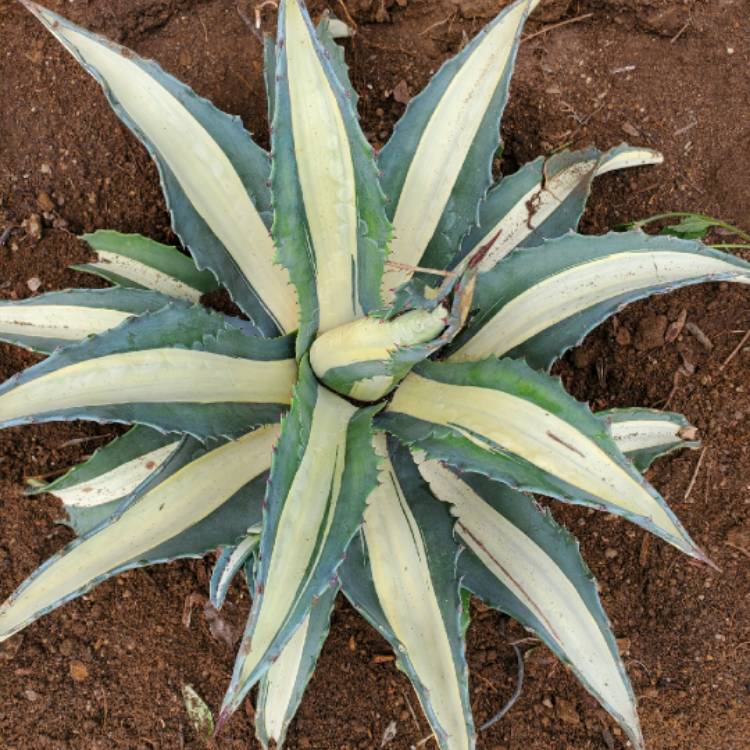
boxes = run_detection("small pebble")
[21,214,42,241]
[69,660,89,683]
[615,326,632,346]
[556,698,581,726]
[37,191,55,212]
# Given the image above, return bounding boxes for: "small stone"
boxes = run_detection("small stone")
[634,314,667,351]
[40,163,52,174]
[69,660,89,683]
[37,191,55,212]
[622,122,640,138]
[392,79,411,105]
[21,214,42,241]
[556,698,581,726]
[26,277,42,292]
[615,325,632,346]
[605,547,618,560]
[24,689,40,702]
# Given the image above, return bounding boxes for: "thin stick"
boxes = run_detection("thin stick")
[59,433,114,448]
[420,12,455,36]
[521,13,593,44]
[384,260,451,277]
[684,447,707,501]
[479,643,525,731]
[670,18,691,44]
[718,328,750,373]
[400,689,421,733]
[197,12,209,46]
[337,0,358,30]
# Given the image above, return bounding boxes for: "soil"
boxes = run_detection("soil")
[1,0,749,748]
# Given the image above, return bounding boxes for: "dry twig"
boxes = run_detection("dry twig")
[718,328,750,373]
[336,0,358,30]
[522,13,593,44]
[684,446,707,501]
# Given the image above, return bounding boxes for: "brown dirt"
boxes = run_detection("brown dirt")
[1,0,749,748]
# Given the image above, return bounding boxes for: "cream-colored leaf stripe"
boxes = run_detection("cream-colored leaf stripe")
[452,250,750,362]
[87,251,204,303]
[234,386,355,686]
[0,426,279,641]
[470,148,663,272]
[258,612,311,743]
[52,442,179,508]
[0,304,131,342]
[596,147,663,176]
[0,349,296,423]
[383,0,531,297]
[418,458,641,748]
[28,4,297,333]
[388,374,693,554]
[610,418,688,454]
[364,435,469,750]
[284,0,360,331]
[310,306,447,377]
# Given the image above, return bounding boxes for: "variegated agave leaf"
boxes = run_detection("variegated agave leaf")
[0,426,277,642]
[0,305,296,439]
[341,435,473,750]
[454,144,663,272]
[30,425,180,536]
[380,358,707,561]
[448,231,750,369]
[272,0,391,355]
[604,408,700,472]
[0,288,172,354]
[255,583,339,749]
[76,231,220,303]
[220,357,379,720]
[417,459,642,749]
[379,0,537,299]
[3,0,745,747]
[21,1,298,336]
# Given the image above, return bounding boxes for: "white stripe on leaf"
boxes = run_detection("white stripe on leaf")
[0,426,279,642]
[0,348,296,425]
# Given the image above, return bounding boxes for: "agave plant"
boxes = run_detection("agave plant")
[2,1,748,747]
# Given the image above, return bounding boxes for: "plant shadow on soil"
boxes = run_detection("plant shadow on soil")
[0,0,748,748]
